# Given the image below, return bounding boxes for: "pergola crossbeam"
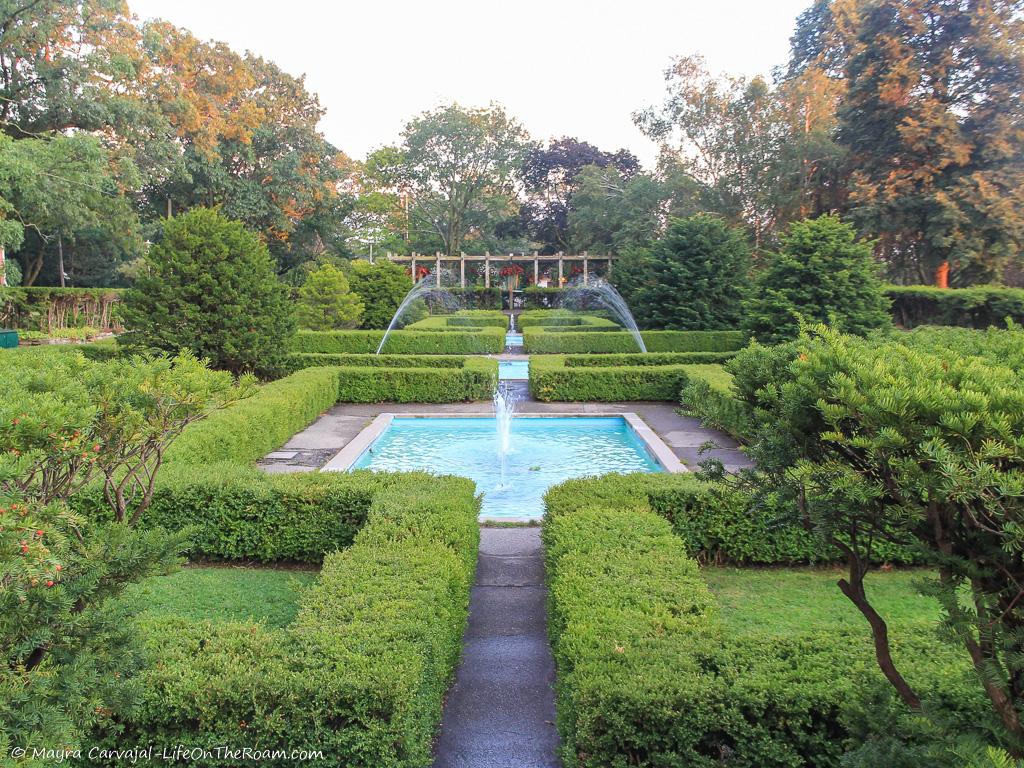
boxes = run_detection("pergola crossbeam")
[385,252,615,288]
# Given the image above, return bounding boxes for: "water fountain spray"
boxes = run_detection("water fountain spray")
[376,273,461,354]
[561,277,647,353]
[493,382,518,489]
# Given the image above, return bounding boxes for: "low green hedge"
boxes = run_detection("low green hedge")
[293,326,505,354]
[544,504,721,767]
[74,464,380,562]
[337,357,496,403]
[565,352,735,366]
[545,473,922,565]
[517,311,617,329]
[164,367,340,466]
[887,285,1024,328]
[87,474,480,767]
[524,328,748,354]
[406,310,507,329]
[286,353,467,373]
[543,480,974,768]
[678,363,751,442]
[530,356,732,402]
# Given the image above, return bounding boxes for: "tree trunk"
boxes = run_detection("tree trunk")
[935,260,949,288]
[24,254,43,286]
[837,550,922,711]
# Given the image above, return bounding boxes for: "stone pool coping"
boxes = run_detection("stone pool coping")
[320,411,687,476]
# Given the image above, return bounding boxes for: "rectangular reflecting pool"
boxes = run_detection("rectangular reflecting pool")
[505,333,523,346]
[498,359,529,380]
[349,416,661,519]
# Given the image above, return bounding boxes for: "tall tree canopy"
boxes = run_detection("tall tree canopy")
[366,104,532,256]
[519,137,640,254]
[0,1,352,284]
[835,0,1024,285]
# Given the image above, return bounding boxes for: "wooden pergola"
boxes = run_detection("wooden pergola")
[382,252,615,288]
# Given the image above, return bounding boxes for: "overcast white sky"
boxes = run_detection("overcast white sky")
[128,0,810,168]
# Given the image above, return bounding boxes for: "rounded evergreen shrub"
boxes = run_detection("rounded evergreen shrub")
[743,214,891,344]
[122,208,294,378]
[347,259,414,329]
[295,262,363,330]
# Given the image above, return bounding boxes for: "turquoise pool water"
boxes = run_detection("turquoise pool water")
[350,416,661,518]
[505,332,523,346]
[499,360,529,380]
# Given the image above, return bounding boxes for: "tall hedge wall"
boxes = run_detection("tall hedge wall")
[0,286,124,332]
[886,285,1024,328]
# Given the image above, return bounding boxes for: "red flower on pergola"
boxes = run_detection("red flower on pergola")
[499,264,524,277]
[406,265,430,280]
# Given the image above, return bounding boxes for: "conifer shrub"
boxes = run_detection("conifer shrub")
[122,208,294,378]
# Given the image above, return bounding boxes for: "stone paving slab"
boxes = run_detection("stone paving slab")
[432,528,558,768]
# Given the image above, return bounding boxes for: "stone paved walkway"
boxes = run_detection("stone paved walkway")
[432,527,559,768]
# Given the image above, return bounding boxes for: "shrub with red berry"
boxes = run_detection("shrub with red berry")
[0,347,250,757]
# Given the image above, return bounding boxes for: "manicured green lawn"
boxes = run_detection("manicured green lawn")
[703,566,942,636]
[125,565,318,627]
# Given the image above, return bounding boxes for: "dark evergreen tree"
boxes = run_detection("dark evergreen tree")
[743,214,891,343]
[123,208,293,378]
[620,214,751,330]
[346,259,413,329]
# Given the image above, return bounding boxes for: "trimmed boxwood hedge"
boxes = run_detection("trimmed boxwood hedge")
[286,353,466,373]
[405,310,507,329]
[530,356,733,402]
[524,328,748,354]
[165,366,340,466]
[545,472,922,565]
[565,351,735,366]
[86,473,480,767]
[75,464,380,561]
[887,284,1024,328]
[293,326,504,354]
[336,356,496,403]
[543,477,977,768]
[517,311,618,329]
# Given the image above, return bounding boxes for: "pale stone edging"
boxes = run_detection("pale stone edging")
[320,411,687,475]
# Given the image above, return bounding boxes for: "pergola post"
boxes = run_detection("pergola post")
[460,254,466,288]
[411,253,417,281]
[485,251,491,288]
[557,253,563,285]
[583,251,589,286]
[533,251,539,285]
[607,257,612,279]
[435,252,442,287]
